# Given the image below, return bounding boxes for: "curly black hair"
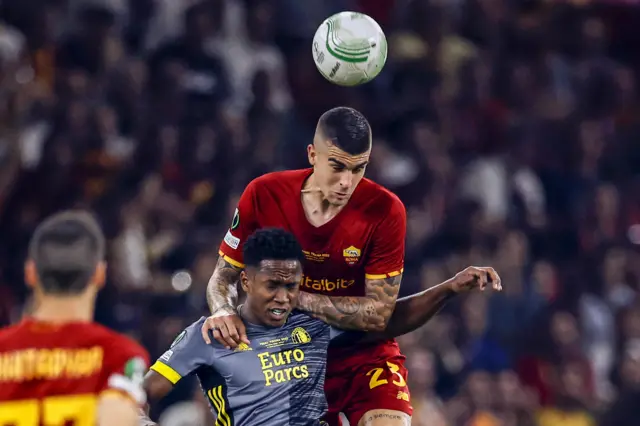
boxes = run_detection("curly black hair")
[243,228,304,268]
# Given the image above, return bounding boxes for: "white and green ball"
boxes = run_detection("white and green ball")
[312,12,388,87]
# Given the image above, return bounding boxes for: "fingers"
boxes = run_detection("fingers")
[217,321,237,349]
[482,267,502,291]
[466,266,502,292]
[201,317,216,344]
[201,315,250,348]
[233,317,250,345]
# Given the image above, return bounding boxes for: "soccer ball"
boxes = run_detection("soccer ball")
[312,12,387,87]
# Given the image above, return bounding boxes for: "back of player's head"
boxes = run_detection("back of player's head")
[28,210,106,295]
[243,228,304,269]
[317,106,372,155]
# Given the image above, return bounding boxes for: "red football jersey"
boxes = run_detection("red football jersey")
[219,169,406,373]
[0,318,149,426]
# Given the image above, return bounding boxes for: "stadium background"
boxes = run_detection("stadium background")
[1,0,640,425]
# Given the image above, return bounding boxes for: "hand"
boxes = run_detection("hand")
[201,307,250,349]
[450,266,502,293]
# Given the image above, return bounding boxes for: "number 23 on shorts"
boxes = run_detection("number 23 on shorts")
[366,361,407,390]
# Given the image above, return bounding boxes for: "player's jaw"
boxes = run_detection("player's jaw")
[242,261,302,327]
[265,304,290,325]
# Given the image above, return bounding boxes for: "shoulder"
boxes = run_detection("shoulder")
[0,322,24,346]
[354,179,406,218]
[170,317,224,353]
[90,324,149,361]
[285,311,330,337]
[176,317,208,345]
[249,169,310,192]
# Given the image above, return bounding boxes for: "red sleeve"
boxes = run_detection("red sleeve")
[218,179,261,267]
[102,336,150,406]
[364,195,406,279]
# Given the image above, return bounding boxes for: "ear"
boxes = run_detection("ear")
[240,270,250,293]
[24,260,38,290]
[93,261,107,289]
[307,144,316,166]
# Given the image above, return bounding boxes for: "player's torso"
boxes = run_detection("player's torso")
[197,313,330,426]
[253,170,382,297]
[0,320,121,425]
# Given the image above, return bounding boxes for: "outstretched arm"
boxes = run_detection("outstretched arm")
[371,266,501,341]
[297,274,402,331]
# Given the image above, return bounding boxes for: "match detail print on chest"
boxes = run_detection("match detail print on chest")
[300,228,368,268]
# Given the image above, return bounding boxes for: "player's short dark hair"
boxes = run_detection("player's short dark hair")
[317,106,372,155]
[28,210,105,295]
[243,228,304,268]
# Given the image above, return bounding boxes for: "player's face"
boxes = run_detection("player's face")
[242,260,302,327]
[308,139,370,206]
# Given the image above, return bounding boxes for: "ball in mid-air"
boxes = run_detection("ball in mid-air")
[312,12,387,87]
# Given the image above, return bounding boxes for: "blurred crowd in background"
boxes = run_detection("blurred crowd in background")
[1,0,640,425]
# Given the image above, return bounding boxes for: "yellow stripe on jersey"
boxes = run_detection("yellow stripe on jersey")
[150,361,181,384]
[365,268,404,280]
[208,385,232,426]
[218,251,245,268]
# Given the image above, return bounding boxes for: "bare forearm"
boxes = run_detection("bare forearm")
[297,275,402,331]
[383,279,457,338]
[206,256,242,313]
[297,293,386,331]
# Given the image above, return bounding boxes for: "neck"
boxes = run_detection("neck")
[31,294,94,324]
[238,304,264,327]
[302,173,343,217]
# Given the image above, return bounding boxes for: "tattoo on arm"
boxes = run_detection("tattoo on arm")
[206,256,243,314]
[297,274,402,331]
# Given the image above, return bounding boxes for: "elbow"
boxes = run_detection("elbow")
[367,306,392,332]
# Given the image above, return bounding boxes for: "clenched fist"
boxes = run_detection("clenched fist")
[449,266,502,293]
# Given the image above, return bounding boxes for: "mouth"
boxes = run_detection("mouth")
[267,308,288,321]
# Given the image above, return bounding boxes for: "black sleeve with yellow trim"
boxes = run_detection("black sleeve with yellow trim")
[218,180,260,268]
[150,317,214,384]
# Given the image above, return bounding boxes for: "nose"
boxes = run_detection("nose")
[339,171,353,190]
[273,287,290,304]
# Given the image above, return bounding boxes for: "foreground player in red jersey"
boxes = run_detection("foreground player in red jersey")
[0,211,149,426]
[203,107,502,426]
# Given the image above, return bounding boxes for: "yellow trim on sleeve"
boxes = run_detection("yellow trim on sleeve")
[150,361,182,384]
[218,250,245,268]
[365,268,404,280]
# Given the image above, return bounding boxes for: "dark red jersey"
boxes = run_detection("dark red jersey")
[0,318,149,425]
[219,169,407,374]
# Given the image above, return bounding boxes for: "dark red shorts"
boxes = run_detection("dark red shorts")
[322,354,412,425]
